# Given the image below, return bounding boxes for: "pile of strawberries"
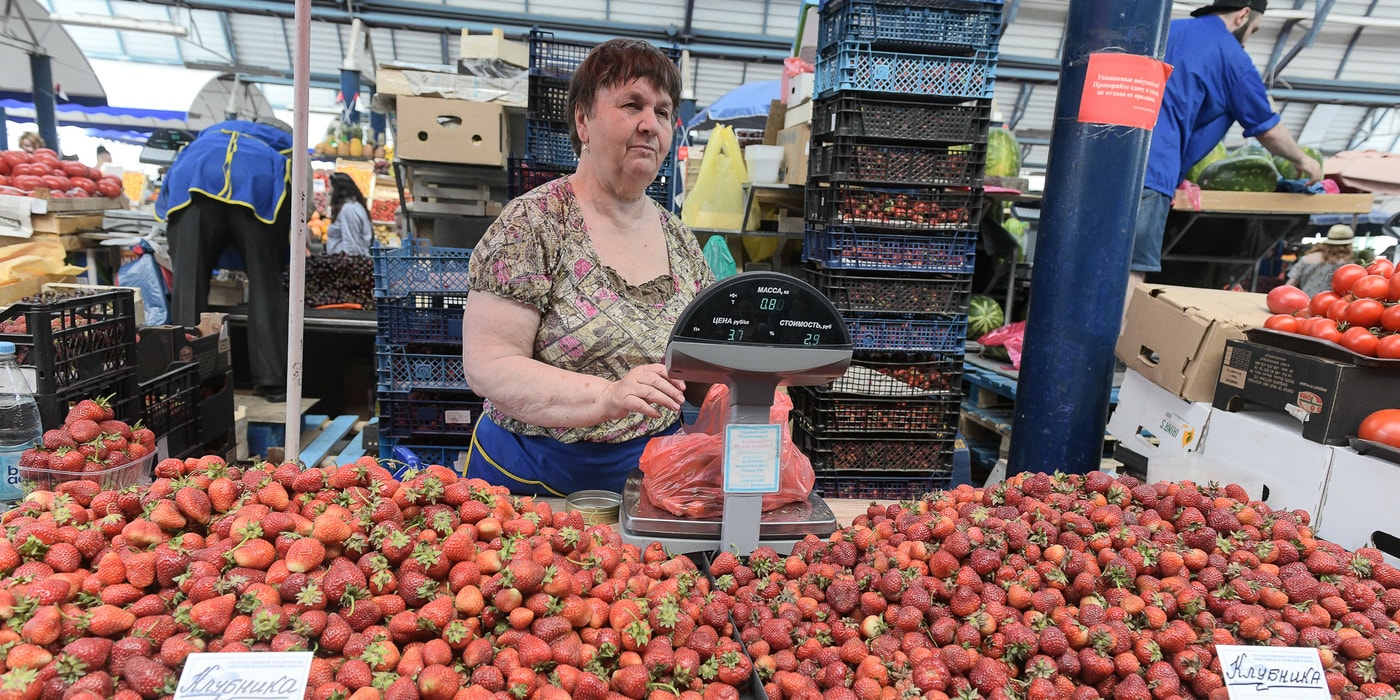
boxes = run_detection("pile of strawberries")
[19,397,154,476]
[0,454,752,700]
[717,471,1400,700]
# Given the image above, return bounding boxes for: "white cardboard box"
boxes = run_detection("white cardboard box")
[785,73,814,106]
[784,99,813,129]
[1186,408,1336,523]
[1108,369,1212,459]
[1316,447,1400,566]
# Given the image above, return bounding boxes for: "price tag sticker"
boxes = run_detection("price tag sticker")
[1217,645,1328,700]
[175,651,314,700]
[723,424,782,494]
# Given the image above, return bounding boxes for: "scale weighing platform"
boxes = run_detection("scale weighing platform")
[620,271,853,555]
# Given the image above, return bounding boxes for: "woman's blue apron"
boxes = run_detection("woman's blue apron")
[465,414,680,496]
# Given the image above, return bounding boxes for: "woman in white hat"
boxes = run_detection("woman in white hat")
[1286,224,1356,296]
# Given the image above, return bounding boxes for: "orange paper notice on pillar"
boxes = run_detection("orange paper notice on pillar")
[1078,53,1173,130]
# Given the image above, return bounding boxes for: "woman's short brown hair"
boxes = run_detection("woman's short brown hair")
[566,39,681,156]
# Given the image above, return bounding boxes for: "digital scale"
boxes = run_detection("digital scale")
[619,271,853,555]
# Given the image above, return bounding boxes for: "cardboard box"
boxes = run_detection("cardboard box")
[1171,190,1373,215]
[784,73,814,106]
[1152,408,1336,522]
[459,28,528,69]
[1213,338,1400,444]
[1116,284,1271,403]
[375,62,527,106]
[1316,447,1400,566]
[783,99,813,129]
[207,278,246,307]
[395,97,509,167]
[778,123,811,185]
[1107,369,1212,459]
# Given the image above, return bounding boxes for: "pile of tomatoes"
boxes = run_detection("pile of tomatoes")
[0,149,124,200]
[1264,258,1400,358]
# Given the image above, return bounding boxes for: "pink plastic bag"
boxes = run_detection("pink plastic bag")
[638,384,814,518]
[979,321,1026,370]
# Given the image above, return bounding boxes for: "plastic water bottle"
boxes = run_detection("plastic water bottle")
[0,342,42,506]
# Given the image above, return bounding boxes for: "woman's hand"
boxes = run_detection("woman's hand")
[597,364,686,421]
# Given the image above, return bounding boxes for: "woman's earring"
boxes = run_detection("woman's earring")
[582,143,589,154]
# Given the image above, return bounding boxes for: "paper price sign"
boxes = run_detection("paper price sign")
[1217,645,1329,700]
[174,651,313,700]
[723,423,781,494]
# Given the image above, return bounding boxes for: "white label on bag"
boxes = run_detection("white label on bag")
[174,652,313,700]
[1217,645,1328,700]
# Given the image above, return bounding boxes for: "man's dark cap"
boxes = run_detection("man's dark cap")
[1191,0,1267,17]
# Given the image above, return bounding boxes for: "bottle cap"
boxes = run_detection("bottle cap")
[0,342,13,355]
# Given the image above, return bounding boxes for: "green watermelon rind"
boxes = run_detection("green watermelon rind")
[968,295,1005,341]
[1186,143,1229,184]
[987,128,1021,178]
[1198,154,1280,193]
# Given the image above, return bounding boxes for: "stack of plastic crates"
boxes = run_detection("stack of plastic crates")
[515,30,680,210]
[798,0,1000,500]
[372,239,481,474]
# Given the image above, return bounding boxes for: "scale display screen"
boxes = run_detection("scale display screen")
[671,272,850,348]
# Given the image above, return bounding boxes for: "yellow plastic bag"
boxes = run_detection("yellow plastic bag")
[682,126,758,232]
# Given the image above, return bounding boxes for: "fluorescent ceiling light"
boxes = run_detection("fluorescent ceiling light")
[48,12,189,37]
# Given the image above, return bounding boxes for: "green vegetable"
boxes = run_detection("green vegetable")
[1231,143,1270,159]
[1198,155,1280,192]
[986,128,1021,178]
[1273,145,1324,180]
[968,295,1005,341]
[1186,143,1229,184]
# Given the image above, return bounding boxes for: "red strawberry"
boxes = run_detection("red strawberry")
[189,593,236,635]
[611,665,650,699]
[67,420,100,444]
[417,664,461,700]
[41,430,74,450]
[120,656,175,699]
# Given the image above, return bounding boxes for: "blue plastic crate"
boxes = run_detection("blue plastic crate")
[816,46,997,99]
[804,228,977,273]
[376,345,469,392]
[372,239,472,297]
[525,119,579,168]
[844,316,967,352]
[375,293,469,346]
[378,390,482,440]
[379,437,471,477]
[819,0,1003,56]
[805,266,972,317]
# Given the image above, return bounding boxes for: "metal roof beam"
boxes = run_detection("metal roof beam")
[1272,0,1337,78]
[1008,83,1034,129]
[1001,0,1022,38]
[1264,0,1307,84]
[1335,0,1379,79]
[124,0,791,62]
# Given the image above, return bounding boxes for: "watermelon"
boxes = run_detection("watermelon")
[1231,143,1270,159]
[968,295,1005,341]
[1273,145,1324,180]
[987,128,1021,178]
[1186,143,1228,184]
[1197,155,1280,192]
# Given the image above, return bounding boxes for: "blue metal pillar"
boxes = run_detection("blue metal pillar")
[340,69,361,134]
[1006,0,1171,475]
[28,54,59,154]
[0,108,7,150]
[369,88,387,147]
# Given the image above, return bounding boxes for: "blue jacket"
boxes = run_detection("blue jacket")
[156,120,293,223]
[1144,17,1280,197]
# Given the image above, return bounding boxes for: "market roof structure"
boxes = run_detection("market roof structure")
[26,0,1400,166]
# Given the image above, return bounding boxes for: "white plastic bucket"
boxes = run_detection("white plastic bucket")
[744,145,783,184]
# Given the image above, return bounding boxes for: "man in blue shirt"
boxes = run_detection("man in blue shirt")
[1129,0,1322,293]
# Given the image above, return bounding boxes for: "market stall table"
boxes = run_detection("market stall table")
[1157,191,1373,291]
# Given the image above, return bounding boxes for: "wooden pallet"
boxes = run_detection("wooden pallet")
[405,164,506,217]
[253,414,379,467]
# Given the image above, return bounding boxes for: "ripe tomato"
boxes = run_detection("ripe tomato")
[1266,285,1310,315]
[1307,317,1343,343]
[0,160,8,177]
[1309,291,1342,318]
[1,151,31,167]
[1327,298,1351,323]
[1341,326,1379,357]
[1378,334,1400,360]
[1382,305,1400,332]
[68,177,96,195]
[40,175,70,191]
[1333,264,1368,295]
[1346,298,1385,329]
[1389,275,1400,302]
[59,161,89,178]
[1359,409,1400,448]
[96,177,123,199]
[1263,314,1300,333]
[11,175,41,192]
[1368,258,1395,279]
[1353,274,1391,300]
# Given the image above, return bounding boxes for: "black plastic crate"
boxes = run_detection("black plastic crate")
[811,95,991,144]
[821,351,964,397]
[36,368,139,432]
[804,227,977,274]
[139,362,200,459]
[508,158,675,209]
[795,423,956,474]
[0,289,137,396]
[806,181,985,232]
[376,293,469,346]
[528,30,681,77]
[815,473,948,500]
[378,390,483,440]
[790,386,959,436]
[811,139,987,187]
[528,75,571,122]
[818,0,1003,56]
[815,45,997,100]
[806,266,972,317]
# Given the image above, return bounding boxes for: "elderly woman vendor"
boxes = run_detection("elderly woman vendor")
[461,39,714,496]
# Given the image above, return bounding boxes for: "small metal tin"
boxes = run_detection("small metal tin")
[565,489,622,526]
